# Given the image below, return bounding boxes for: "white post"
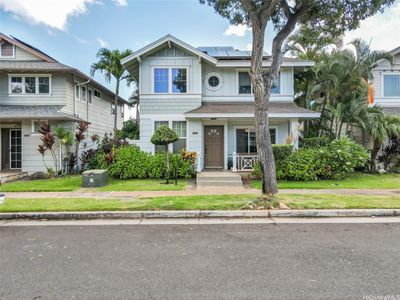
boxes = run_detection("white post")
[196,152,202,173]
[232,151,237,172]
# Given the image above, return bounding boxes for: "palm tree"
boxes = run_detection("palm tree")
[90,48,134,130]
[129,87,140,127]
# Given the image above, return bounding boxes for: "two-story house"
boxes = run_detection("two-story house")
[0,33,127,176]
[372,46,400,115]
[122,35,319,171]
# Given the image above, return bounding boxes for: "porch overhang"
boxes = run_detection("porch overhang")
[184,102,320,120]
[0,105,85,122]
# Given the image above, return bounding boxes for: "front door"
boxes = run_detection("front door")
[1,128,10,170]
[9,129,22,169]
[204,126,224,169]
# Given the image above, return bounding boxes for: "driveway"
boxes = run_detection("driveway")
[1,223,400,299]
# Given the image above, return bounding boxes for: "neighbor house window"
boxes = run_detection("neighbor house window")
[383,74,400,97]
[172,121,187,153]
[9,75,51,95]
[111,104,116,115]
[236,128,276,153]
[120,104,124,118]
[81,86,87,102]
[75,85,80,99]
[0,42,14,57]
[88,89,93,104]
[94,89,101,98]
[154,68,169,93]
[32,120,48,134]
[154,121,169,153]
[238,71,280,94]
[172,68,187,93]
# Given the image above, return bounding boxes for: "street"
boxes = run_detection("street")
[1,221,400,299]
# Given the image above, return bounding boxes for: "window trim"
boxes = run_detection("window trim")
[153,120,188,153]
[152,66,189,94]
[31,120,48,135]
[81,85,87,102]
[236,70,281,95]
[382,72,400,98]
[111,103,116,115]
[94,89,101,99]
[233,126,278,154]
[88,88,93,104]
[0,43,15,59]
[205,72,223,91]
[8,74,52,96]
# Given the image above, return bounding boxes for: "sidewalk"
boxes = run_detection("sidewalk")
[3,188,400,199]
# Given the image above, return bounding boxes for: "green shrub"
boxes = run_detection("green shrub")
[253,144,294,178]
[120,118,139,140]
[301,137,330,148]
[108,145,195,179]
[151,125,178,146]
[282,137,369,181]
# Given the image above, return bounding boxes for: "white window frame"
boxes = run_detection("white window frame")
[8,74,52,96]
[111,103,116,115]
[88,88,93,104]
[31,120,48,135]
[94,89,101,99]
[233,126,278,154]
[205,72,223,91]
[81,86,87,102]
[382,72,400,98]
[153,119,188,152]
[236,70,281,95]
[0,43,15,59]
[151,66,189,94]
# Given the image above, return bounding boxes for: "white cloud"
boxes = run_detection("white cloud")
[75,36,88,44]
[224,24,250,37]
[0,0,95,30]
[344,0,400,51]
[113,0,127,6]
[97,38,109,48]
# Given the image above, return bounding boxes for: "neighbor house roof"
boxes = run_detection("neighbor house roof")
[0,105,85,121]
[383,107,400,116]
[390,46,400,56]
[184,102,320,119]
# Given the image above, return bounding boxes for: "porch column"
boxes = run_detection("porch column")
[232,152,237,172]
[289,118,300,149]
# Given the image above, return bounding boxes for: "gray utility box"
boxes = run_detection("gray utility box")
[82,169,108,187]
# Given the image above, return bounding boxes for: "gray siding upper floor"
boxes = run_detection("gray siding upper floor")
[15,47,42,61]
[0,72,68,105]
[372,52,400,107]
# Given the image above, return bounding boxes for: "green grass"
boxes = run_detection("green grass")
[280,194,400,209]
[1,193,400,212]
[0,176,187,192]
[0,194,255,212]
[251,173,400,189]
[99,178,187,191]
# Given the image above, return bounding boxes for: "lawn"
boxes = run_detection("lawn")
[0,176,187,192]
[251,173,400,189]
[0,194,255,212]
[1,193,400,212]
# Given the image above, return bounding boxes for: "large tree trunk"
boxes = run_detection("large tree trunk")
[114,80,120,131]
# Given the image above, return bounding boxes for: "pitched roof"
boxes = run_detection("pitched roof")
[197,46,269,58]
[185,102,320,118]
[0,105,85,121]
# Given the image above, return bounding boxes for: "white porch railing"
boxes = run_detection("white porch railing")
[232,152,258,172]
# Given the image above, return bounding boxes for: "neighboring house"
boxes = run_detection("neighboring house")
[372,46,400,115]
[0,33,127,175]
[122,35,319,171]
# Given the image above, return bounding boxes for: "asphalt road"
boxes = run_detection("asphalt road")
[1,222,400,300]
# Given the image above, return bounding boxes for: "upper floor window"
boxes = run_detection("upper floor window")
[154,68,169,93]
[154,67,188,94]
[383,74,400,97]
[75,85,80,99]
[172,68,187,93]
[111,104,116,115]
[88,89,93,104]
[0,42,14,58]
[238,71,280,95]
[9,75,51,95]
[94,89,101,99]
[81,86,87,102]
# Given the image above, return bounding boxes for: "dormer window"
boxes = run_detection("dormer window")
[0,41,14,58]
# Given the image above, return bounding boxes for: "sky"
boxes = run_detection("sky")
[0,0,399,100]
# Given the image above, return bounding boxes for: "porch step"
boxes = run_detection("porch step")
[196,171,243,189]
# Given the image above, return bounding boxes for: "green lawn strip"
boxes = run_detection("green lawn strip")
[0,176,81,192]
[251,173,400,190]
[0,194,256,212]
[0,177,188,192]
[280,194,400,209]
[99,179,187,191]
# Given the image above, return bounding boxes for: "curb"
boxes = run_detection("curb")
[1,209,400,220]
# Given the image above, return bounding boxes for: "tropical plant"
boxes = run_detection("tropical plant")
[120,118,139,140]
[90,48,134,130]
[129,87,140,127]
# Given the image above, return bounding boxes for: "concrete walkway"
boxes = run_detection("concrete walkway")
[3,188,400,199]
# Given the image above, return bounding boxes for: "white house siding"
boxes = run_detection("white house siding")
[372,52,400,107]
[0,72,68,106]
[201,63,294,102]
[140,98,201,114]
[14,47,42,61]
